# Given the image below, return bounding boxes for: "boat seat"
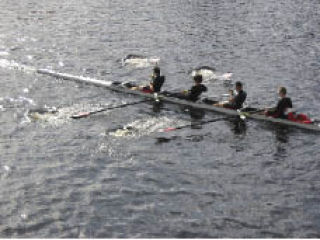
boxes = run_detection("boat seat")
[285,108,296,114]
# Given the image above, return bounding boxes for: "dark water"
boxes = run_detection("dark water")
[1,0,320,238]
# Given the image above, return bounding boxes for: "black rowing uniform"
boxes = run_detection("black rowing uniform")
[224,90,247,110]
[186,84,208,102]
[152,75,165,93]
[142,75,165,93]
[267,97,293,119]
[163,83,207,102]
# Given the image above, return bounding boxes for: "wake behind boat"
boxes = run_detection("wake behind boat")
[190,66,233,82]
[122,54,160,68]
[37,68,320,133]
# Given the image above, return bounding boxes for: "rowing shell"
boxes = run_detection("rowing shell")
[37,69,320,133]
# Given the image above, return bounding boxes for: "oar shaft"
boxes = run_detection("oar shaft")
[162,116,229,132]
[178,117,228,129]
[71,99,149,119]
[91,99,148,115]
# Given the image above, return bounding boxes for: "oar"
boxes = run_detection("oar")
[71,99,149,119]
[159,116,229,132]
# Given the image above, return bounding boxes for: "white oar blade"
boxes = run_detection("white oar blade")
[71,112,90,119]
[240,114,246,120]
[159,127,177,132]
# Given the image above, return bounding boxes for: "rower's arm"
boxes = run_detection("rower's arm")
[228,90,234,101]
[149,82,154,91]
[265,100,283,117]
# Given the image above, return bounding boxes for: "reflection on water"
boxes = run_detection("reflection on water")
[273,126,290,160]
[228,117,247,135]
[275,126,290,144]
[1,0,320,238]
[189,107,206,121]
[152,101,163,113]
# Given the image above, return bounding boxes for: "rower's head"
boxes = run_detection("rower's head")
[193,74,203,84]
[278,86,287,97]
[153,66,160,77]
[235,81,243,91]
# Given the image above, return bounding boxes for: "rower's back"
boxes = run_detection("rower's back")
[187,74,207,102]
[266,87,293,119]
[276,96,292,118]
[229,81,246,110]
[232,90,247,110]
[152,75,165,93]
[151,66,165,93]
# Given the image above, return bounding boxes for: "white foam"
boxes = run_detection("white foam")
[219,72,233,81]
[20,111,32,125]
[0,51,9,56]
[18,96,35,105]
[192,69,216,80]
[122,57,160,68]
[3,165,10,172]
[3,96,35,106]
[29,103,112,127]
[191,69,233,82]
[0,59,11,68]
[0,59,36,73]
[109,116,186,138]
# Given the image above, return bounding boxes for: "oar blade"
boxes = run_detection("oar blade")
[71,112,91,119]
[162,127,177,132]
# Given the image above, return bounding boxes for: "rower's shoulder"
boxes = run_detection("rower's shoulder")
[155,75,165,82]
[201,83,208,91]
[286,97,293,105]
[238,90,247,97]
[283,97,292,102]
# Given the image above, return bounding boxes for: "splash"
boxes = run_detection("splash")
[0,51,9,56]
[190,66,232,82]
[27,102,121,127]
[0,58,36,73]
[122,54,160,68]
[28,104,94,127]
[2,96,35,106]
[0,165,12,180]
[109,116,186,138]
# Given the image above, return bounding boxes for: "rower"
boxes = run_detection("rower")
[131,66,165,93]
[175,74,208,102]
[187,74,208,101]
[214,81,247,110]
[265,86,292,119]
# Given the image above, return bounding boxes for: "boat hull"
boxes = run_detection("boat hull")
[37,69,320,132]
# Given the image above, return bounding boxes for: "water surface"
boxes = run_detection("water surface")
[0,0,320,237]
